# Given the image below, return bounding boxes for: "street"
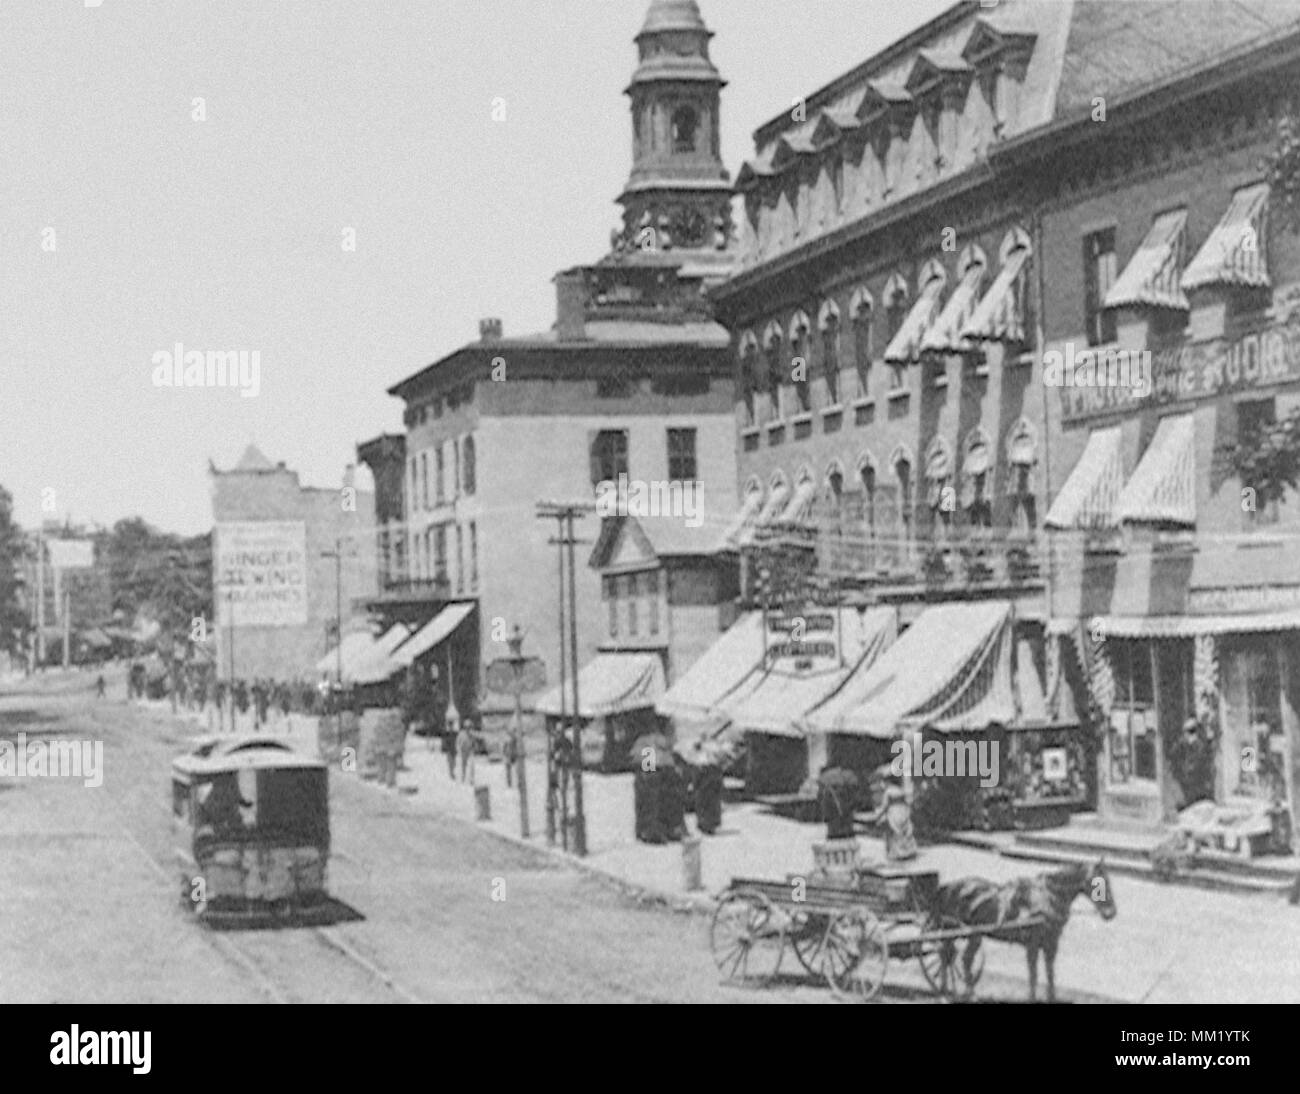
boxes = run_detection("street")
[3,670,1298,1004]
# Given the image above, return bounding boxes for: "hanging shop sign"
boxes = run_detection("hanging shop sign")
[764,609,840,674]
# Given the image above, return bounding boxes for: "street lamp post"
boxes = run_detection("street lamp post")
[506,625,531,839]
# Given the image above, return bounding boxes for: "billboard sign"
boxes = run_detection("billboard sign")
[215,521,308,627]
[46,539,95,569]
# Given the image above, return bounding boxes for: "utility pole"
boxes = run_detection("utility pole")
[321,538,351,752]
[550,518,565,847]
[537,500,593,857]
[227,588,237,735]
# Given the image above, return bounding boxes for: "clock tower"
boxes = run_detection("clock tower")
[611,0,733,266]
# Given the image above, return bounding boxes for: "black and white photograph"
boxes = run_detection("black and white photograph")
[2,0,1298,1044]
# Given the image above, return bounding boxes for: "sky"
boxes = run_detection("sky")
[1,0,954,536]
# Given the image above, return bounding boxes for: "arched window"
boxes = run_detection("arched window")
[1006,418,1039,534]
[818,300,841,407]
[893,450,914,567]
[858,455,878,572]
[789,311,812,413]
[883,273,909,388]
[763,321,784,420]
[738,331,759,425]
[671,106,698,153]
[924,436,954,541]
[849,287,873,397]
[961,428,993,531]
[462,435,476,496]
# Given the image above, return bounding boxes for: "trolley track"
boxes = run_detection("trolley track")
[96,702,425,1004]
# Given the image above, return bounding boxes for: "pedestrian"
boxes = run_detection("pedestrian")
[503,724,519,789]
[456,721,474,783]
[278,681,292,720]
[865,766,917,862]
[441,725,457,778]
[95,674,106,699]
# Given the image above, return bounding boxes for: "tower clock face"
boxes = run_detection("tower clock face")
[677,210,708,248]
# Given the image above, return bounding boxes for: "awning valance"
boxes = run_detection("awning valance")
[963,244,1031,344]
[390,602,475,668]
[656,612,765,721]
[1104,208,1189,311]
[920,250,986,354]
[1043,425,1124,530]
[1181,182,1270,291]
[1115,413,1195,526]
[351,623,415,685]
[721,606,897,736]
[1093,610,1300,638]
[535,652,665,719]
[803,600,1012,738]
[884,262,947,364]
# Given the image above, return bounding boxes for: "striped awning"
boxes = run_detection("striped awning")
[350,623,415,685]
[316,630,380,679]
[921,253,986,354]
[723,488,765,548]
[389,602,475,668]
[535,652,665,719]
[1115,413,1195,526]
[1044,425,1124,530]
[804,601,1012,738]
[656,613,765,722]
[1181,182,1270,291]
[722,606,898,737]
[884,262,947,364]
[1093,610,1300,638]
[778,477,818,524]
[963,244,1031,344]
[1104,209,1189,311]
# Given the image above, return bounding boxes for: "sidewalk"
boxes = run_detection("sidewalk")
[363,734,1034,910]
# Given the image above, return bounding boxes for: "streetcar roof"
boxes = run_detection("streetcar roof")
[172,736,327,776]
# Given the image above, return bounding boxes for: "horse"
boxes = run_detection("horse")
[933,858,1117,1002]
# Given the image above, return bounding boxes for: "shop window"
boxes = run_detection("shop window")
[667,428,697,482]
[589,430,629,487]
[1226,646,1285,800]
[1083,227,1118,347]
[1107,640,1157,783]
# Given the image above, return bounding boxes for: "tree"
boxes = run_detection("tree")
[0,486,29,657]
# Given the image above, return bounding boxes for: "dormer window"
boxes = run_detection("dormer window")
[672,106,698,153]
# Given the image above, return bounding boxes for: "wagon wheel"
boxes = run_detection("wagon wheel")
[787,909,828,977]
[710,889,785,986]
[920,914,985,999]
[822,909,889,1002]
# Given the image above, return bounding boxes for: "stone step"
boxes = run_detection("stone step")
[998,842,1297,896]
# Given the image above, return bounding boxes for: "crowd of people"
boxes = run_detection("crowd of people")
[126,659,334,728]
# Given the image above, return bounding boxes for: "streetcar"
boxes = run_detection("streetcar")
[172,736,331,924]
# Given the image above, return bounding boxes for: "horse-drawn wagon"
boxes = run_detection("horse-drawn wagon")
[709,857,1115,1002]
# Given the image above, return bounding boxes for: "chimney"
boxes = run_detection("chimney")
[479,317,502,342]
[554,270,588,340]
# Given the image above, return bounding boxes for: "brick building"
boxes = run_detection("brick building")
[693,0,1300,842]
[209,445,377,684]
[384,0,740,710]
